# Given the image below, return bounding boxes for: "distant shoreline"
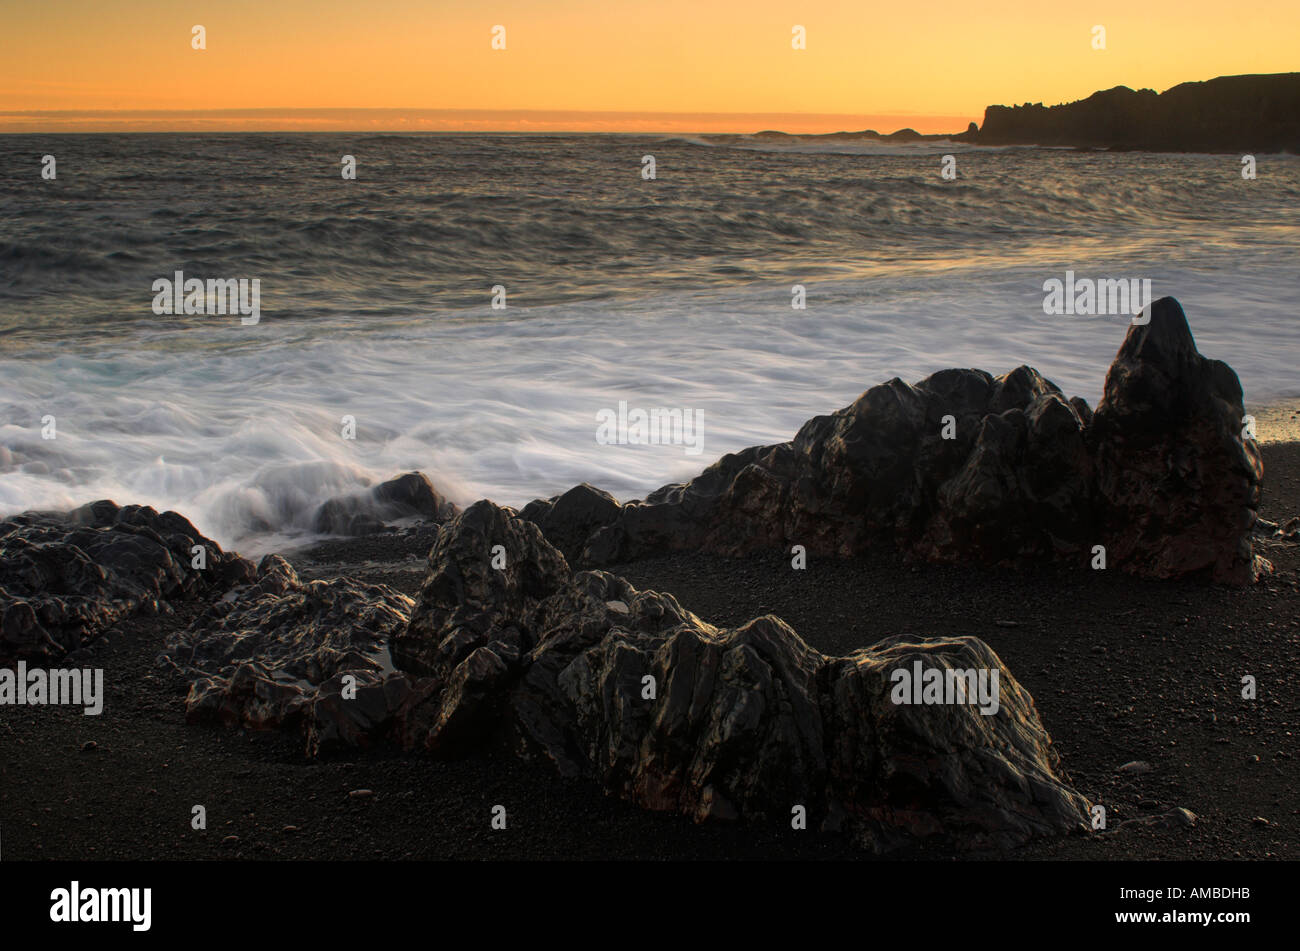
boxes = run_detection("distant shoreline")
[5,72,1295,149]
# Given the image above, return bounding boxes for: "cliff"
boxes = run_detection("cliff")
[957,73,1300,152]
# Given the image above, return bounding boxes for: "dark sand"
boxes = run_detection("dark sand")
[3,444,1297,861]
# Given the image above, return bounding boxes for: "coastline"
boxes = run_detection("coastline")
[2,435,1296,861]
[3,295,1297,861]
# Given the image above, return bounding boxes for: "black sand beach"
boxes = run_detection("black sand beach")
[3,434,1296,862]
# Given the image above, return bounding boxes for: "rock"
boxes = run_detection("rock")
[1118,760,1154,774]
[388,500,571,753]
[397,501,1090,852]
[0,500,255,661]
[567,365,1096,568]
[161,554,432,754]
[394,500,569,681]
[1119,807,1197,831]
[162,499,1090,851]
[312,471,459,536]
[520,483,622,564]
[1090,297,1265,584]
[515,297,1260,585]
[1253,515,1300,542]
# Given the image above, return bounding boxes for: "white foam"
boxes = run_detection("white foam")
[2,263,1296,554]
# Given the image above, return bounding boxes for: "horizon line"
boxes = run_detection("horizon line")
[0,107,978,136]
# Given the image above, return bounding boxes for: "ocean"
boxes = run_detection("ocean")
[2,133,1297,552]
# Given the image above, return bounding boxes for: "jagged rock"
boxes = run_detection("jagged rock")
[0,500,254,661]
[520,484,621,564]
[390,500,570,752]
[521,297,1260,585]
[400,502,1090,851]
[393,500,569,681]
[563,365,1094,567]
[1254,516,1300,542]
[312,471,459,536]
[162,499,1088,850]
[1090,297,1265,583]
[161,554,435,755]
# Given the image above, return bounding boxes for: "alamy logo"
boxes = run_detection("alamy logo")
[1042,270,1151,322]
[0,662,104,715]
[890,660,1001,715]
[50,882,151,931]
[596,400,704,456]
[151,270,261,324]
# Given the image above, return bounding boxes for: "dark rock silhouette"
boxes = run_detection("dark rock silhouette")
[0,501,253,661]
[312,471,458,536]
[525,297,1264,584]
[1090,298,1265,583]
[955,73,1300,152]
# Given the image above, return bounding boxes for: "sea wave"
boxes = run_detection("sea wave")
[0,135,1296,551]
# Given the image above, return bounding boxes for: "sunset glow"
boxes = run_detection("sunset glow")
[3,0,1297,132]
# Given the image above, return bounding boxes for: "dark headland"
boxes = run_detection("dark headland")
[957,72,1300,152]
[741,73,1300,153]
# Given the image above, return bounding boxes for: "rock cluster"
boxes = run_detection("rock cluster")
[523,298,1264,584]
[160,554,436,756]
[166,500,1090,851]
[4,298,1261,851]
[0,500,253,661]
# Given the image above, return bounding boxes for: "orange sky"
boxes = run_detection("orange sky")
[2,0,1296,132]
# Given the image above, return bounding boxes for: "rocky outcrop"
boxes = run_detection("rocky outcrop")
[955,73,1300,152]
[521,297,1263,584]
[0,500,254,661]
[564,364,1095,566]
[163,501,1090,850]
[1090,298,1265,584]
[312,471,458,536]
[390,501,569,752]
[160,554,438,756]
[518,483,621,564]
[408,501,1089,850]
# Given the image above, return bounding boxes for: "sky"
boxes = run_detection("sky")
[1,0,1296,133]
